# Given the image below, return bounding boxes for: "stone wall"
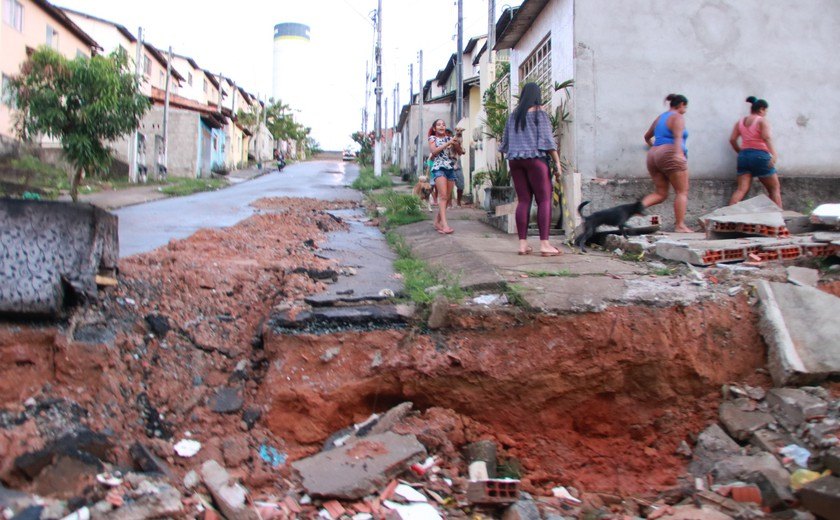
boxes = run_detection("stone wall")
[581,176,840,228]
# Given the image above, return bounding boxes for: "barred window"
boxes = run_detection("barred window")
[519,35,552,106]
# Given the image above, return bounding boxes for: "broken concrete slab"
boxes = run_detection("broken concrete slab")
[701,195,782,225]
[756,281,840,386]
[0,199,118,317]
[712,453,793,505]
[209,387,244,414]
[798,475,840,520]
[811,203,840,228]
[719,402,776,442]
[787,266,819,287]
[271,304,408,330]
[292,432,426,499]
[200,460,260,520]
[813,231,840,243]
[106,474,183,520]
[689,424,743,477]
[765,388,828,428]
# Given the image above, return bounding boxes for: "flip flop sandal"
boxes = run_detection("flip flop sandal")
[518,247,533,256]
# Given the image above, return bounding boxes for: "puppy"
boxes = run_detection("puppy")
[412,175,433,211]
[574,199,646,252]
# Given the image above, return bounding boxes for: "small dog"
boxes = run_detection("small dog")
[412,175,433,211]
[574,199,646,252]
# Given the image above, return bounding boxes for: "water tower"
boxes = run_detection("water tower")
[272,23,310,110]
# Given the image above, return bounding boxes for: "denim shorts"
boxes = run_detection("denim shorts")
[431,167,456,182]
[737,149,776,178]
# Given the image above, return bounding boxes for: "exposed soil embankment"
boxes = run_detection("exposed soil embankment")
[260,300,768,495]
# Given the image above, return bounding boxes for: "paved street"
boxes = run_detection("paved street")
[116,160,360,257]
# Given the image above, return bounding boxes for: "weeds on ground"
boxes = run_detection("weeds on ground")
[620,251,645,262]
[503,283,528,308]
[651,267,674,276]
[370,190,426,228]
[525,269,576,278]
[3,155,71,198]
[352,166,393,191]
[158,178,227,196]
[386,231,464,304]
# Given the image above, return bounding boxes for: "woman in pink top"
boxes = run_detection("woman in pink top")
[728,96,782,208]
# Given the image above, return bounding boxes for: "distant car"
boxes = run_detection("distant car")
[342,150,355,161]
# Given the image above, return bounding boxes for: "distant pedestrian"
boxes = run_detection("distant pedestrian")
[728,96,782,208]
[643,93,692,233]
[428,119,455,234]
[499,82,562,256]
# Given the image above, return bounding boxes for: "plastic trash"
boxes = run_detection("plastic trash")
[780,444,811,467]
[790,468,829,491]
[174,439,201,457]
[395,483,428,502]
[259,444,287,467]
[552,486,582,504]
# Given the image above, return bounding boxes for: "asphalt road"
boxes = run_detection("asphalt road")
[116,160,361,257]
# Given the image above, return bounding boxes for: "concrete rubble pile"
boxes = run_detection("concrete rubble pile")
[689,382,840,520]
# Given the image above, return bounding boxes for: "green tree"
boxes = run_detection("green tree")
[8,47,150,201]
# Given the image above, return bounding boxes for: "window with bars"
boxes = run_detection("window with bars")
[142,55,151,76]
[519,35,552,106]
[3,0,23,32]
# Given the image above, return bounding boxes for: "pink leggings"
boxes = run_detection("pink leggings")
[509,158,552,240]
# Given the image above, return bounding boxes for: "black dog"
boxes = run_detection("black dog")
[574,200,646,252]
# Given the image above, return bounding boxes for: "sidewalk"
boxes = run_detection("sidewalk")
[72,166,270,210]
[391,206,720,313]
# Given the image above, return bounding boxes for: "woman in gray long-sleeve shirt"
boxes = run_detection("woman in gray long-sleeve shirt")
[499,82,563,256]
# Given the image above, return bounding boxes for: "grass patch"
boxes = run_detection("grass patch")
[158,177,227,196]
[651,267,674,276]
[386,231,465,304]
[504,283,528,308]
[524,269,576,278]
[620,251,645,262]
[370,190,427,228]
[351,166,393,191]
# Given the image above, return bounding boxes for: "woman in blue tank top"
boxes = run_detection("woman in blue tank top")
[643,94,692,233]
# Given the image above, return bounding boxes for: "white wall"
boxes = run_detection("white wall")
[573,0,840,179]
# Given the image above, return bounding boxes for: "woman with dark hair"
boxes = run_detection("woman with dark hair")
[643,93,692,233]
[499,82,563,256]
[428,118,456,234]
[728,96,781,208]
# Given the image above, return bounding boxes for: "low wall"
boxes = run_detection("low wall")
[0,199,118,317]
[582,176,840,228]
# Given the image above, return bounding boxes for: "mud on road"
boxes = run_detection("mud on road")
[0,195,833,517]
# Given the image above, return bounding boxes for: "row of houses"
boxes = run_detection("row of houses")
[1,0,275,179]
[392,0,840,231]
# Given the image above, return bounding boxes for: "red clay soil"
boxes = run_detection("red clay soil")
[260,300,769,497]
[0,197,356,494]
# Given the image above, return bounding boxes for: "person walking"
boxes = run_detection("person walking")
[643,94,693,233]
[428,119,456,234]
[499,82,563,256]
[727,96,782,208]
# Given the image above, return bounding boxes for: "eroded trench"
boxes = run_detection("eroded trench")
[256,298,767,496]
[0,197,795,506]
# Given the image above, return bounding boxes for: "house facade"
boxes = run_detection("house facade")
[1,0,98,141]
[496,0,840,226]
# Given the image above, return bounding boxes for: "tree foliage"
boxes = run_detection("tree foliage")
[238,99,313,156]
[8,47,150,201]
[351,131,374,166]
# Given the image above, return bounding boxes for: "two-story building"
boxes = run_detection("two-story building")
[1,0,99,144]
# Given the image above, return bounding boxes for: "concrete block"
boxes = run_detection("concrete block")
[798,475,840,520]
[712,453,793,506]
[756,281,840,386]
[814,232,840,243]
[292,432,426,499]
[784,212,814,234]
[766,388,828,428]
[466,479,521,505]
[200,460,259,520]
[719,402,776,441]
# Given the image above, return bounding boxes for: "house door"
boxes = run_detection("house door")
[200,126,212,178]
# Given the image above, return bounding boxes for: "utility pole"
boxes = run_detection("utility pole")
[416,49,423,179]
[363,60,369,134]
[488,0,496,68]
[129,27,144,183]
[162,45,172,177]
[409,64,414,103]
[456,0,464,122]
[373,0,383,176]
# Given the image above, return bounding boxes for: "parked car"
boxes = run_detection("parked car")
[342,150,355,161]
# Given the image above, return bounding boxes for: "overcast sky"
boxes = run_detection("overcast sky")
[55,0,517,150]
